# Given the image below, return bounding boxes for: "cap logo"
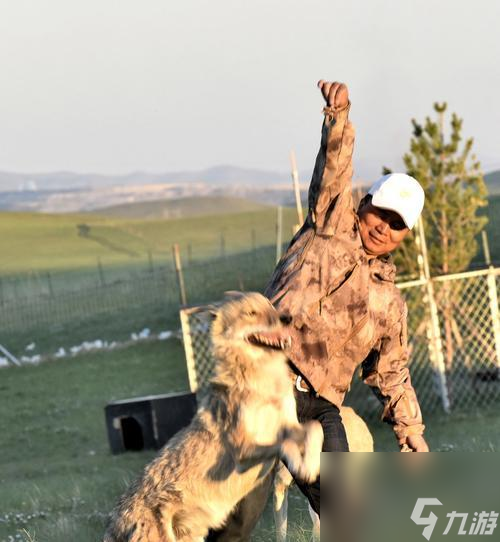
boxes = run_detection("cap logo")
[399,189,411,199]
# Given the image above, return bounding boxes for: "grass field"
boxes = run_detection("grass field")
[0,206,298,276]
[2,340,500,542]
[92,196,271,220]
[1,194,500,541]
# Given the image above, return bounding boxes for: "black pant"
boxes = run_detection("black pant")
[293,387,349,516]
[207,389,348,541]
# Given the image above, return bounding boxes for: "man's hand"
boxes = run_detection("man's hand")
[317,80,349,109]
[399,434,430,452]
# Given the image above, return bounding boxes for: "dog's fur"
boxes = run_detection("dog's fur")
[104,292,323,542]
[274,406,374,542]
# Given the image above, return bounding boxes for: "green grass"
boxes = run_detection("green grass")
[0,207,298,276]
[92,196,271,220]
[2,340,500,542]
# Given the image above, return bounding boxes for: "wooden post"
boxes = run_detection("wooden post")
[483,231,500,368]
[482,230,492,266]
[220,233,226,258]
[97,258,105,286]
[416,217,450,413]
[172,244,187,306]
[276,206,283,264]
[46,272,54,297]
[238,274,245,292]
[290,150,304,228]
[179,308,198,392]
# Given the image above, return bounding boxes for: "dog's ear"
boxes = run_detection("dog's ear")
[205,305,219,320]
[223,291,245,301]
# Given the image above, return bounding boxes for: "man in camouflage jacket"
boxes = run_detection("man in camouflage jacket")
[263,80,429,513]
[208,81,428,540]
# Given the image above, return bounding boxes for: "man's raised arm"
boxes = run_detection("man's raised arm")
[308,81,355,235]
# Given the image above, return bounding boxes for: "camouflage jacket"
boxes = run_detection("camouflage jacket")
[264,104,424,440]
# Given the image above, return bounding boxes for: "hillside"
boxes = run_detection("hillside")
[91,196,269,220]
[0,207,298,274]
[485,170,500,195]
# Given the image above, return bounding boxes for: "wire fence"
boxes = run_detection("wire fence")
[0,246,279,359]
[180,267,500,417]
[3,235,500,417]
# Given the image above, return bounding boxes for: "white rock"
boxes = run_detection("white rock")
[139,328,150,339]
[55,347,66,358]
[22,355,41,364]
[25,342,36,351]
[158,331,173,340]
[0,357,9,368]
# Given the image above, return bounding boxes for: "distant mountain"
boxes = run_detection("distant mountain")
[485,170,500,195]
[0,165,297,193]
[0,165,314,212]
[92,196,270,220]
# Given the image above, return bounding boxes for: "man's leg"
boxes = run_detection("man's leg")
[293,390,348,517]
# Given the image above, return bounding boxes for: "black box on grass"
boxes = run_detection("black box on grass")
[105,392,197,454]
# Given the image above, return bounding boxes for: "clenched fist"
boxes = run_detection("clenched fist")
[317,80,349,109]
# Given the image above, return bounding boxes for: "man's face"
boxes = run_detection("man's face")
[358,201,410,256]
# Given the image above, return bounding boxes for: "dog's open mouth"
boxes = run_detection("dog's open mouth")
[245,331,291,350]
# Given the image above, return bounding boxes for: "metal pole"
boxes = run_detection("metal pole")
[172,244,187,306]
[416,217,450,413]
[290,150,304,227]
[482,231,500,368]
[276,206,283,264]
[0,343,21,366]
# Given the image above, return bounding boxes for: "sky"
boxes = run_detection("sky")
[0,0,499,182]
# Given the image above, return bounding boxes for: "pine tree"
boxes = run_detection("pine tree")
[387,103,489,371]
[388,102,488,277]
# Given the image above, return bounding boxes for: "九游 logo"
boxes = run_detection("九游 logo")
[411,498,498,539]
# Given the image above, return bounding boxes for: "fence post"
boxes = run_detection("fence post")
[416,217,450,413]
[179,308,198,392]
[290,150,304,230]
[276,205,283,264]
[0,343,21,366]
[97,258,105,286]
[220,233,226,258]
[46,272,54,297]
[172,243,187,306]
[482,231,500,368]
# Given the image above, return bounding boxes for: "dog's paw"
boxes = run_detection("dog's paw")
[299,421,323,482]
[280,438,303,477]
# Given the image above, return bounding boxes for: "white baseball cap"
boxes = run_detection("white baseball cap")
[368,173,425,229]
